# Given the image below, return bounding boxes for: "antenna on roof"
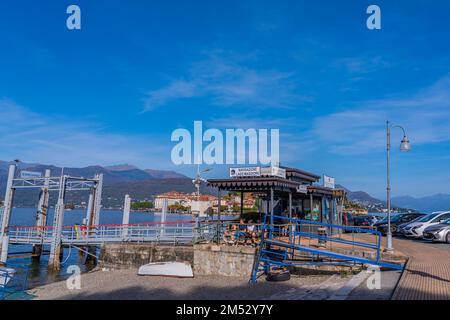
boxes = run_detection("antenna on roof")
[192,165,211,198]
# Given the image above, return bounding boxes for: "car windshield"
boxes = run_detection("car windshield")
[417,213,440,222]
[443,219,450,225]
[379,214,402,223]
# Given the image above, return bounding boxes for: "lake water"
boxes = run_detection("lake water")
[5,207,232,289]
[2,209,391,290]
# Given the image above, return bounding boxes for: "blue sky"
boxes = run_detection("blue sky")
[1,0,450,198]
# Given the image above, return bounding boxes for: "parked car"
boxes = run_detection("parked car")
[402,211,450,239]
[367,215,380,226]
[423,219,450,243]
[374,213,426,236]
[353,215,372,228]
[342,212,355,227]
[398,215,429,236]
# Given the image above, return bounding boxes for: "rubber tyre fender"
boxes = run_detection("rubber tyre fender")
[266,270,291,282]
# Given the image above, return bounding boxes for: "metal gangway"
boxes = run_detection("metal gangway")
[6,218,227,247]
[0,164,104,270]
[250,214,404,283]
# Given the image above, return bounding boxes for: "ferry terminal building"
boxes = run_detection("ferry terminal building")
[207,166,345,231]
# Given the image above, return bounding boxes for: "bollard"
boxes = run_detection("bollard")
[1,235,9,263]
[317,227,327,247]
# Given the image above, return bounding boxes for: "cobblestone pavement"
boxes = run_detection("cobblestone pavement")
[265,273,366,300]
[391,238,450,300]
[341,233,450,300]
[29,270,333,300]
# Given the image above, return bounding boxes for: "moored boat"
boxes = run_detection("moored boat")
[0,267,16,286]
[138,261,193,278]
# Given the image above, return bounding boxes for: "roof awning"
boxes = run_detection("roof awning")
[282,166,321,182]
[207,177,300,192]
[208,178,342,197]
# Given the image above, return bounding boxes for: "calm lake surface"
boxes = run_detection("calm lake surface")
[4,209,395,289]
[6,207,234,288]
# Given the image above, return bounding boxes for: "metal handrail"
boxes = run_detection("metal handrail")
[8,221,203,245]
[262,214,385,260]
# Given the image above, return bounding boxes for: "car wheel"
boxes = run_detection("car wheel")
[446,233,450,244]
[391,226,397,235]
[266,270,291,282]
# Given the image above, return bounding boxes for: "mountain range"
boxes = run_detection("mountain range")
[0,160,449,212]
[338,184,450,213]
[0,160,214,208]
[390,194,450,213]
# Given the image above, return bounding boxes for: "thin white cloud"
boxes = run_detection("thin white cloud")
[332,56,391,74]
[143,50,312,111]
[205,115,315,164]
[206,115,297,130]
[310,75,450,155]
[143,80,198,111]
[0,99,172,169]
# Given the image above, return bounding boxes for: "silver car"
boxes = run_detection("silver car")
[422,219,450,243]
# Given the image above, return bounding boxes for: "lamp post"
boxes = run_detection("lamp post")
[386,121,411,252]
[191,166,211,240]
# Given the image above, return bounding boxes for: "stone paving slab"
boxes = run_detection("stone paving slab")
[390,239,450,300]
[332,235,450,300]
[392,260,450,300]
[265,274,359,300]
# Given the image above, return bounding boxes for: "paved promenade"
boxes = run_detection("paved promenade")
[27,235,449,300]
[344,234,449,300]
[391,238,450,300]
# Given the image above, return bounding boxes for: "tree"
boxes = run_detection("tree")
[168,203,189,212]
[131,201,154,210]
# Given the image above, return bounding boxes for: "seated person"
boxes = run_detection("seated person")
[223,224,236,244]
[246,219,258,245]
[232,219,247,244]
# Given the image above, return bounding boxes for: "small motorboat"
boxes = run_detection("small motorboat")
[138,261,193,278]
[0,267,16,286]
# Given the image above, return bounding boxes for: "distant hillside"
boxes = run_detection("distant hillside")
[392,194,450,213]
[105,164,188,179]
[0,162,188,183]
[144,169,188,179]
[101,179,215,208]
[336,184,414,213]
[1,161,446,212]
[337,184,383,205]
[0,161,196,208]
[104,164,139,171]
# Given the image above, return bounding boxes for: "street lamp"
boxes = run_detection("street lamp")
[386,121,411,252]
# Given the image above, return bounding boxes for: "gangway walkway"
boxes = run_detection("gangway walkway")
[250,215,404,283]
[7,220,217,247]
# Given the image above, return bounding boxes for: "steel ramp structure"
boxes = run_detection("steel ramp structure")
[250,214,404,283]
[7,221,197,246]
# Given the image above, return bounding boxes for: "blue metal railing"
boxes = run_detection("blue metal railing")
[250,214,402,283]
[0,262,29,300]
[266,214,382,260]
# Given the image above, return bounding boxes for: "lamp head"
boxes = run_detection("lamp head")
[400,136,411,152]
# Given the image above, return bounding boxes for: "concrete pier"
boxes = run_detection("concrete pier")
[99,243,194,269]
[0,164,16,263]
[33,169,51,260]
